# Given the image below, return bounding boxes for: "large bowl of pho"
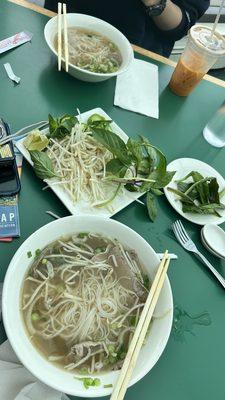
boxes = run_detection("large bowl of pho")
[2,216,173,397]
[44,14,134,82]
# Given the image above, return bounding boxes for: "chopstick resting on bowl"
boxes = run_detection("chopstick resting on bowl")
[57,2,62,71]
[110,251,170,400]
[57,2,69,72]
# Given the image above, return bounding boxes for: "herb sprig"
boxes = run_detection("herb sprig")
[91,127,175,221]
[168,171,225,217]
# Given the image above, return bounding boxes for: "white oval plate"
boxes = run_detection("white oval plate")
[164,158,225,226]
[16,108,145,218]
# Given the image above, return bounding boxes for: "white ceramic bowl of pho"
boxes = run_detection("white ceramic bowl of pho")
[3,216,173,398]
[44,13,134,82]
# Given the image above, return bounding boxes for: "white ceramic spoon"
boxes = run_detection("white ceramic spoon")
[201,224,225,260]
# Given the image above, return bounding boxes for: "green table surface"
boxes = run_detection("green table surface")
[1,1,225,399]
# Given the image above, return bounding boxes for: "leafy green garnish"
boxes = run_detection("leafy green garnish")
[48,114,77,139]
[87,114,112,130]
[77,232,88,239]
[31,312,40,321]
[94,247,106,254]
[24,130,49,151]
[90,128,174,221]
[168,172,225,217]
[35,248,41,257]
[104,384,113,389]
[75,377,101,390]
[27,251,32,258]
[30,150,57,180]
[143,274,150,290]
[92,128,132,166]
[146,192,157,222]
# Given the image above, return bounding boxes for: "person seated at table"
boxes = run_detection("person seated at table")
[44,0,209,57]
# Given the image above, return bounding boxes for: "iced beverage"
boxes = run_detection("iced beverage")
[169,26,225,96]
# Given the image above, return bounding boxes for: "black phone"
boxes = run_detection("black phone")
[0,119,21,196]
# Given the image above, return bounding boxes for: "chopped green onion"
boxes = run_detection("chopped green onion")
[31,312,40,321]
[74,377,101,389]
[27,251,32,258]
[35,249,41,257]
[42,258,47,264]
[104,384,113,389]
[94,247,106,254]
[93,378,101,387]
[77,232,88,239]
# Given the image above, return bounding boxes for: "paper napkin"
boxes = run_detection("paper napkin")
[114,58,159,119]
[0,340,69,400]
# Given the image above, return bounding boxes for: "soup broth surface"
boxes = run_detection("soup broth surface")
[54,27,123,73]
[21,233,150,374]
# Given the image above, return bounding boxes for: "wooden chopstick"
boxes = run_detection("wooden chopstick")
[57,2,62,71]
[63,3,69,72]
[110,251,170,400]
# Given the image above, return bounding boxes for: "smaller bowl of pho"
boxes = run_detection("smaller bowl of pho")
[2,216,173,397]
[44,14,134,82]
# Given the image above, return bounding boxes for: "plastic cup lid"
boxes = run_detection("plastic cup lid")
[190,25,225,56]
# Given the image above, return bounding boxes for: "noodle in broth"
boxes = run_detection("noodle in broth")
[54,28,122,73]
[21,233,150,374]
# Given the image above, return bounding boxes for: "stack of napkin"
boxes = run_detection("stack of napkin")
[0,339,69,400]
[0,283,68,400]
[114,58,159,119]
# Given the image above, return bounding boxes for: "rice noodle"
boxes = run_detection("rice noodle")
[21,233,150,374]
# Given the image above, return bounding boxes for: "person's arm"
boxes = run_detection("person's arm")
[143,0,183,31]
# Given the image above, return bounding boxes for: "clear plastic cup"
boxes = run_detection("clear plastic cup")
[203,102,225,147]
[169,25,225,96]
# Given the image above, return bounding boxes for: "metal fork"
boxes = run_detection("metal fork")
[172,220,225,289]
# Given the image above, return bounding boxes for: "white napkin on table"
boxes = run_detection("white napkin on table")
[0,340,70,400]
[114,58,159,119]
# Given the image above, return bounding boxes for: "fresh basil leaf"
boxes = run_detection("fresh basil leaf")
[92,128,132,166]
[146,192,157,222]
[219,187,225,200]
[182,203,221,216]
[177,181,198,200]
[176,171,204,183]
[125,183,139,192]
[152,171,176,189]
[127,138,143,164]
[87,114,112,130]
[30,150,57,179]
[151,188,163,196]
[167,187,195,204]
[200,203,225,210]
[139,136,157,167]
[140,136,167,176]
[48,114,76,139]
[106,159,127,177]
[208,177,220,204]
[48,114,57,136]
[137,157,150,175]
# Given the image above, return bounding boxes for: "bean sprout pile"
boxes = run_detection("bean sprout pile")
[46,122,119,207]
[21,233,149,373]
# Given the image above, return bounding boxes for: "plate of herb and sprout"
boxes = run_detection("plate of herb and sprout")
[164,158,225,225]
[2,215,173,397]
[16,108,175,223]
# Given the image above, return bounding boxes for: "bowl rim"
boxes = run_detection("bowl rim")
[2,216,173,397]
[44,13,134,77]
